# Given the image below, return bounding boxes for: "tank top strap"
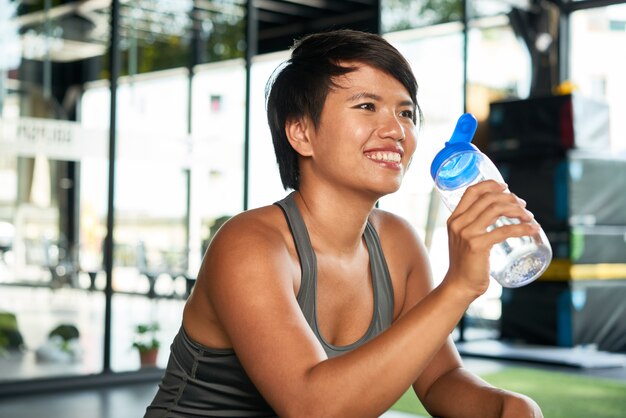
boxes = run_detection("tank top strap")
[363,221,395,330]
[274,192,317,322]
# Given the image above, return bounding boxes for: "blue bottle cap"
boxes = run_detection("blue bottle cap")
[430,113,481,190]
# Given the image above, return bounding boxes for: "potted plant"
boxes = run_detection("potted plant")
[35,323,82,363]
[132,322,160,367]
[0,311,24,356]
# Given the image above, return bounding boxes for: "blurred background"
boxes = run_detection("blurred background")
[0,0,625,415]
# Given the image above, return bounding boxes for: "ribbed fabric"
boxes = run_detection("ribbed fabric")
[144,328,276,418]
[144,192,394,417]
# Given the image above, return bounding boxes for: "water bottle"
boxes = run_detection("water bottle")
[430,113,552,288]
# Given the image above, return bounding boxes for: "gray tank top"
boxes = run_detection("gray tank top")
[275,191,395,357]
[144,192,394,417]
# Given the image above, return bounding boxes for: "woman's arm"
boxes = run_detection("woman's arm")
[394,182,544,417]
[417,365,543,418]
[203,181,538,418]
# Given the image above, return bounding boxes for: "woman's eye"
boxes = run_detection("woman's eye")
[400,109,414,120]
[358,103,375,111]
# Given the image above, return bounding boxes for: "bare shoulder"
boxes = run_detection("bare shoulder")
[183,202,300,348]
[368,208,428,272]
[210,205,288,253]
[202,203,296,283]
[368,208,424,252]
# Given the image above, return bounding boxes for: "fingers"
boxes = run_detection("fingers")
[466,193,533,229]
[447,180,539,248]
[482,221,541,245]
[453,180,507,214]
[451,181,533,227]
[443,180,542,298]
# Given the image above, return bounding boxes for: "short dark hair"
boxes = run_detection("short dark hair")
[265,29,422,191]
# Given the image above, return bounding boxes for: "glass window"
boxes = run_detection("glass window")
[382,0,463,32]
[90,69,190,372]
[0,0,248,383]
[194,1,246,64]
[191,59,246,270]
[247,51,291,209]
[470,0,529,18]
[117,1,193,75]
[570,4,626,152]
[1,0,108,381]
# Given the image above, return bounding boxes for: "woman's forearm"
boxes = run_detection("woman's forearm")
[298,281,476,418]
[419,367,543,418]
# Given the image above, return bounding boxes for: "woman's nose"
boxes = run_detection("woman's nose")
[378,113,405,141]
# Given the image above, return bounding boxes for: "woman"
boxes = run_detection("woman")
[145,29,543,418]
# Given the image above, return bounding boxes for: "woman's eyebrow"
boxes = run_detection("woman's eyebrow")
[347,91,381,102]
[347,91,414,107]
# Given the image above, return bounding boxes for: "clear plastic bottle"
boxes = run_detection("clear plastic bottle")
[430,113,552,288]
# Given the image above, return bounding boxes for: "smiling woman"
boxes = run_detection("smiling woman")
[143,29,545,418]
[288,63,417,196]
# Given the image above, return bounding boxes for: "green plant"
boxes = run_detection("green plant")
[49,324,80,353]
[0,312,24,351]
[0,333,8,356]
[131,323,160,353]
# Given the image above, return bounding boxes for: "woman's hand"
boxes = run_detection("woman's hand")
[443,180,539,298]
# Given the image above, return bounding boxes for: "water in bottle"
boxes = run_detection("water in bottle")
[430,113,552,288]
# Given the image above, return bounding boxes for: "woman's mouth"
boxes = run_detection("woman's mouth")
[365,151,402,163]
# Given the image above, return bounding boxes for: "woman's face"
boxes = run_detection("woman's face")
[303,62,418,197]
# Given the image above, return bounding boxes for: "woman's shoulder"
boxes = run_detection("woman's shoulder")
[368,207,428,270]
[368,207,418,238]
[224,202,283,229]
[204,201,296,269]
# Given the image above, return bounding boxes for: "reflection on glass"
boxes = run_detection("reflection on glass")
[1,0,249,381]
[0,117,108,381]
[382,0,463,32]
[571,4,626,152]
[0,0,109,381]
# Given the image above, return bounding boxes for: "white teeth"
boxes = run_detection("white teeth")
[367,152,401,163]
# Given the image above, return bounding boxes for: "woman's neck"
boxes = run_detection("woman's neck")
[293,185,377,256]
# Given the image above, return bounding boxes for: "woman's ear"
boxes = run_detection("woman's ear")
[285,117,314,157]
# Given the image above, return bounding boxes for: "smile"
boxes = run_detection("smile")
[365,151,402,163]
